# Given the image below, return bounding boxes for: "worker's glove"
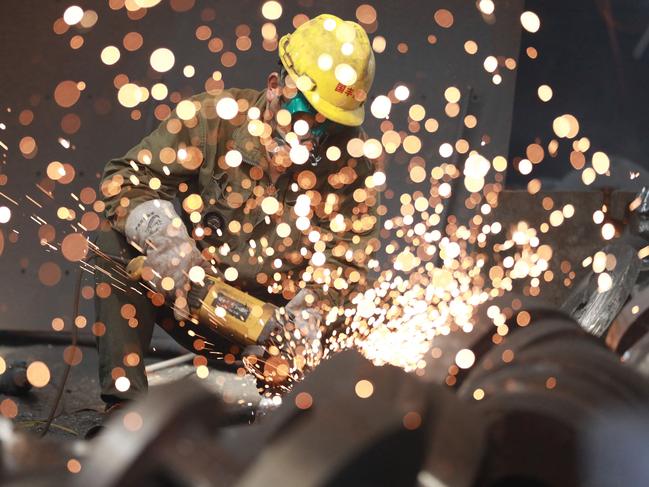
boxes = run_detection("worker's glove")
[285,289,323,367]
[125,199,208,321]
[243,290,323,394]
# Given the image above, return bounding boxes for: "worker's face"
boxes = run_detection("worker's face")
[265,72,342,167]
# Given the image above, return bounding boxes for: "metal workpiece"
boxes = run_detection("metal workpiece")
[227,296,649,487]
[233,350,480,487]
[0,418,85,486]
[0,362,32,397]
[455,297,649,486]
[620,330,649,377]
[422,295,572,387]
[4,310,649,487]
[457,296,649,407]
[74,379,236,487]
[561,187,649,340]
[629,187,649,241]
[561,241,641,337]
[606,278,649,380]
[606,284,649,354]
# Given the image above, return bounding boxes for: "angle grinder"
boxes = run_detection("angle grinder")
[125,256,286,348]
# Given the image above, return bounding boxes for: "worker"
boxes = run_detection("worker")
[94,13,380,411]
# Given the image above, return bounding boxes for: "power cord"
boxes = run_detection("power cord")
[38,262,83,438]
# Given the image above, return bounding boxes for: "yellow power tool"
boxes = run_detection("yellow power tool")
[126,256,285,347]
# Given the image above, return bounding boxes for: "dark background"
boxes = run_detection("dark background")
[509,0,649,187]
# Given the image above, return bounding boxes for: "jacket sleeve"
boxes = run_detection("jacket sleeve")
[100,97,207,234]
[305,152,381,325]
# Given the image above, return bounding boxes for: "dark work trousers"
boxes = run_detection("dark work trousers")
[93,224,236,404]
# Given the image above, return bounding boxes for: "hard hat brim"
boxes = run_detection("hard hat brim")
[301,89,365,127]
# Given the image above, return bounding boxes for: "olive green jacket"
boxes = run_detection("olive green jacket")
[100,88,379,321]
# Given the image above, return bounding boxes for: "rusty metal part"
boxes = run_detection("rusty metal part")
[422,295,569,387]
[419,301,496,386]
[0,330,188,357]
[0,418,85,486]
[606,284,649,354]
[612,283,649,377]
[234,350,485,487]
[561,241,640,337]
[7,299,649,487]
[236,297,649,487]
[602,188,649,354]
[603,188,649,365]
[629,186,649,240]
[74,379,241,487]
[621,331,649,378]
[144,353,195,374]
[416,386,486,487]
[0,362,31,396]
[457,297,649,486]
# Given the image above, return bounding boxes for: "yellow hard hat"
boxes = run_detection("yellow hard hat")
[278,13,375,127]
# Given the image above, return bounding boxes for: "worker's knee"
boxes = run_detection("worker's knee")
[92,222,158,330]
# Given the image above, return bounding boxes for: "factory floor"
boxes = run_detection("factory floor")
[0,341,260,440]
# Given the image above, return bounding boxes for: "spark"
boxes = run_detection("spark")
[25,195,43,208]
[35,184,54,199]
[0,192,18,205]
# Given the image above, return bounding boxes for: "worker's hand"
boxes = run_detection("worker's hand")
[242,291,323,394]
[125,199,208,321]
[285,289,323,366]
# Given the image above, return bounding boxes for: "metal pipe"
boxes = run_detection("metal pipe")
[145,353,195,373]
[0,330,186,357]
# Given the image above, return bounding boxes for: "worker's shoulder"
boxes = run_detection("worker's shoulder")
[189,87,264,107]
[327,126,375,174]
